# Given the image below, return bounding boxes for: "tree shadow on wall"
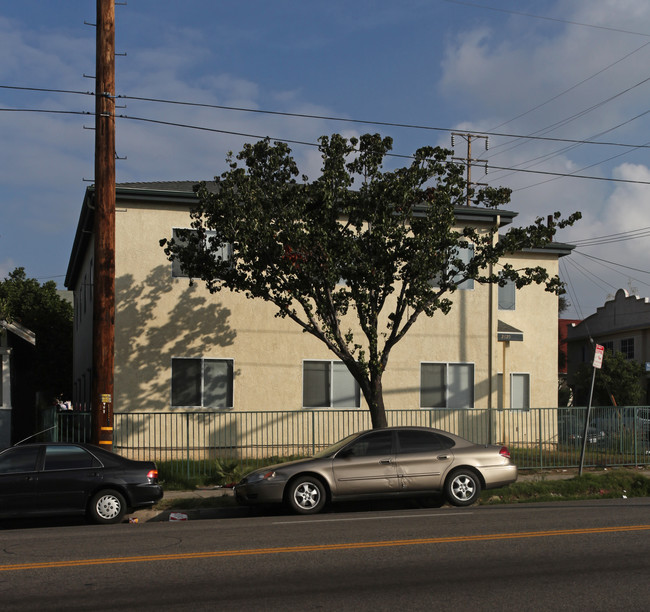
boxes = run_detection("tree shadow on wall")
[114,266,237,427]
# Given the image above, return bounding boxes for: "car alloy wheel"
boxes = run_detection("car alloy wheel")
[445,469,481,506]
[288,476,326,514]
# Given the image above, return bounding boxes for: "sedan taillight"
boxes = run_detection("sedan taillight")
[147,469,159,481]
[499,446,510,459]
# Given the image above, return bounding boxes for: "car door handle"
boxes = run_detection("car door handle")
[379,459,393,464]
[437,455,449,460]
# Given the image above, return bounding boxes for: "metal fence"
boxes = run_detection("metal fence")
[55,406,650,478]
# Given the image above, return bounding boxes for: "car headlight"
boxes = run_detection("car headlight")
[248,470,277,483]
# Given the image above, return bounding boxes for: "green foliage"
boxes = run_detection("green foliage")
[161,134,580,428]
[0,267,73,401]
[572,349,644,406]
[482,472,650,504]
[157,455,304,490]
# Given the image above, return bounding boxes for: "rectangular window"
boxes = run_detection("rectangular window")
[421,362,474,409]
[171,357,233,409]
[454,245,474,290]
[303,360,360,408]
[498,279,516,310]
[428,245,474,291]
[171,229,230,278]
[498,372,530,410]
[602,341,614,352]
[621,338,634,360]
[511,373,530,410]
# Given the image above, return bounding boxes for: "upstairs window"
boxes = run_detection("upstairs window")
[429,245,475,291]
[498,279,516,310]
[621,338,634,360]
[171,229,231,278]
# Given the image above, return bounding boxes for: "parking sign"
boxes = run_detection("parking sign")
[593,344,604,369]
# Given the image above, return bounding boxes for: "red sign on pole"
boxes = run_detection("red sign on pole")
[593,344,604,369]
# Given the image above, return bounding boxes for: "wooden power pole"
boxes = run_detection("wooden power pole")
[451,133,489,206]
[92,0,115,449]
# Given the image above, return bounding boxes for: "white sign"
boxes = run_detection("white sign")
[593,344,604,369]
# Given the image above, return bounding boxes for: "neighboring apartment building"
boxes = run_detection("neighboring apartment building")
[566,289,650,402]
[65,182,573,447]
[0,320,36,448]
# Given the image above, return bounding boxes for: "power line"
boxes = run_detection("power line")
[572,252,650,293]
[488,41,650,132]
[117,112,650,185]
[3,103,650,186]
[571,227,650,247]
[573,251,650,277]
[440,0,650,37]
[5,83,650,151]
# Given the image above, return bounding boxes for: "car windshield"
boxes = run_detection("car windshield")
[312,432,363,458]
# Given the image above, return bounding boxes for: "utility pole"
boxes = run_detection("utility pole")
[451,133,489,206]
[92,0,115,449]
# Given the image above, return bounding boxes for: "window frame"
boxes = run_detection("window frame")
[171,357,234,409]
[302,359,361,409]
[498,278,516,310]
[171,228,231,278]
[620,338,634,360]
[497,372,531,411]
[420,362,475,409]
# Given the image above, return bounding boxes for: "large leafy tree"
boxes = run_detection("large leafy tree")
[162,133,580,428]
[0,267,73,403]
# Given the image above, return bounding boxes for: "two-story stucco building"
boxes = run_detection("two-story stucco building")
[65,182,573,452]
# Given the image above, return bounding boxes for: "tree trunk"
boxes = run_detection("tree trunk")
[366,373,388,429]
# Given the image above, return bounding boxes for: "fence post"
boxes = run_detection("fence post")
[539,408,543,471]
[634,406,638,466]
[186,412,190,481]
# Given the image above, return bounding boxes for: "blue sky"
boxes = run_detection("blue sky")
[2,0,650,319]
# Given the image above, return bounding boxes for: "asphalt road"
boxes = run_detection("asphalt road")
[1,498,650,611]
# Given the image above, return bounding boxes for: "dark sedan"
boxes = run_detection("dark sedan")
[0,442,163,524]
[235,426,517,514]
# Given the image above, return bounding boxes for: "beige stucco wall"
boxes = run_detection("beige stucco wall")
[71,235,94,411]
[110,199,561,415]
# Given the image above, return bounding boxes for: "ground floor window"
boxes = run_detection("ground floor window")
[420,362,474,408]
[498,372,530,410]
[171,358,233,409]
[303,360,361,408]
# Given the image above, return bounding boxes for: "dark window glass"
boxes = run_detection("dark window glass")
[397,430,454,454]
[172,358,234,408]
[172,358,202,406]
[621,338,634,360]
[344,430,393,457]
[44,446,97,470]
[0,446,39,474]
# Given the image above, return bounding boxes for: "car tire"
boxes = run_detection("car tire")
[89,489,127,524]
[445,469,481,507]
[287,476,326,515]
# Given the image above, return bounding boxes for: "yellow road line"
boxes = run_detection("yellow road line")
[2,524,649,572]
